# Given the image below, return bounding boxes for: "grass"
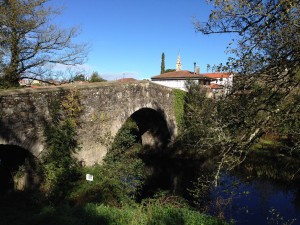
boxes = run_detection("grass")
[0,192,228,225]
[30,203,228,225]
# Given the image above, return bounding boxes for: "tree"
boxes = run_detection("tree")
[184,0,300,184]
[180,82,248,186]
[89,71,106,82]
[195,0,300,76]
[0,0,88,88]
[195,0,300,148]
[72,74,85,82]
[165,69,176,73]
[160,52,165,74]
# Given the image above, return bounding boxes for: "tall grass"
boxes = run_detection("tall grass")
[30,202,228,225]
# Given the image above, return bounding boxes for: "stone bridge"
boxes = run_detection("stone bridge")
[0,81,177,166]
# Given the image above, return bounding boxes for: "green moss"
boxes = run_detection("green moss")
[173,89,186,133]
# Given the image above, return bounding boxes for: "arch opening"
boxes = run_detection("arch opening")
[0,145,40,195]
[129,108,171,150]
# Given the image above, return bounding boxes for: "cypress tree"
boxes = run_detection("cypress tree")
[160,52,165,74]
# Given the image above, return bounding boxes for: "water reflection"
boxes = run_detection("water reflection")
[140,154,300,225]
[212,174,299,225]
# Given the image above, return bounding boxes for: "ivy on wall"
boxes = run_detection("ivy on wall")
[173,89,186,133]
[41,89,83,203]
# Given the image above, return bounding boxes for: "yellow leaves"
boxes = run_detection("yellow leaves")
[61,89,83,127]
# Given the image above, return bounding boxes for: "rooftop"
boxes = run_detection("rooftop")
[151,70,217,81]
[210,83,224,89]
[203,73,231,79]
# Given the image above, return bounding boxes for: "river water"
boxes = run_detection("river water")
[141,156,300,225]
[211,174,299,224]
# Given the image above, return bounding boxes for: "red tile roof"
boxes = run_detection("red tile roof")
[210,83,224,89]
[151,70,216,80]
[203,73,231,79]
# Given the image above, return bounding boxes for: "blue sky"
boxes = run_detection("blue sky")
[51,0,233,80]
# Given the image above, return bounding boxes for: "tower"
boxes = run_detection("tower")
[176,53,182,71]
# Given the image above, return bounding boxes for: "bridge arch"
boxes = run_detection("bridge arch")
[127,107,171,150]
[0,145,40,194]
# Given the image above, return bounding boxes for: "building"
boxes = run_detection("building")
[151,54,233,93]
[205,72,234,94]
[151,70,215,91]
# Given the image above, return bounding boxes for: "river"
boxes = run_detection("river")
[140,155,300,225]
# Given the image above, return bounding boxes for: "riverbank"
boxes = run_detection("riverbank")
[0,192,228,225]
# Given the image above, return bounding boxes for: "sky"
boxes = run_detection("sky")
[50,0,233,81]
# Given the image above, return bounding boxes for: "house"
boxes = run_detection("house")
[151,70,215,91]
[204,72,234,94]
[151,54,234,94]
[209,83,224,94]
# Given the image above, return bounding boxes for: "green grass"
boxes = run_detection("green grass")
[250,136,283,154]
[0,193,228,225]
[30,203,228,225]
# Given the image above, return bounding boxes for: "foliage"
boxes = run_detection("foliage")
[180,0,300,192]
[103,118,146,202]
[41,90,83,203]
[89,71,106,82]
[69,164,132,207]
[196,0,300,74]
[173,88,186,133]
[178,81,267,186]
[30,202,228,225]
[0,0,88,88]
[70,118,145,206]
[194,0,300,154]
[110,118,140,156]
[160,52,165,74]
[165,69,176,73]
[72,74,86,82]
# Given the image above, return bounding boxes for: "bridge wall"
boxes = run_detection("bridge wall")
[0,81,176,165]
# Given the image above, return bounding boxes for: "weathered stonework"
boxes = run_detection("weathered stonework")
[0,81,176,166]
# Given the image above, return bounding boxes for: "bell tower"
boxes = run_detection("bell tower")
[176,53,182,71]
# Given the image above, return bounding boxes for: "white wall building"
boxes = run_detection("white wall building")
[151,70,215,91]
[151,54,233,93]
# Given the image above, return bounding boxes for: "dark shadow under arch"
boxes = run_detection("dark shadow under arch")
[129,108,171,151]
[0,145,39,195]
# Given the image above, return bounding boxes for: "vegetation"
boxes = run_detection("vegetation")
[174,0,300,187]
[41,89,82,203]
[194,0,300,153]
[89,71,106,82]
[173,88,186,133]
[0,0,88,88]
[3,1,300,223]
[68,119,145,206]
[160,52,165,74]
[72,74,86,82]
[0,199,227,225]
[0,113,228,225]
[159,53,176,74]
[165,69,176,73]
